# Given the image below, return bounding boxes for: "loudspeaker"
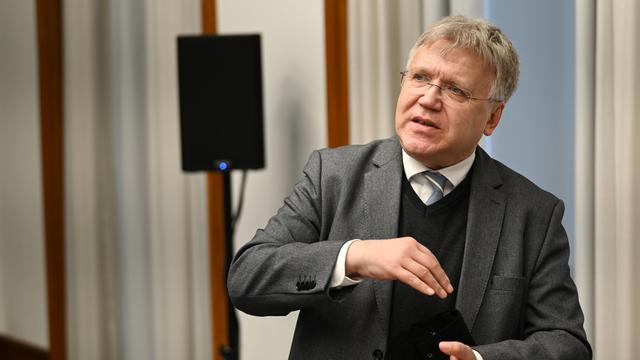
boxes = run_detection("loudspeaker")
[178,34,265,171]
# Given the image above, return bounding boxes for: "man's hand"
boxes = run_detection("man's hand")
[345,237,453,298]
[439,341,476,360]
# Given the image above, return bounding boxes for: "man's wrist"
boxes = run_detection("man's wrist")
[329,240,362,288]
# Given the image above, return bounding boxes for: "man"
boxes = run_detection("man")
[228,15,591,360]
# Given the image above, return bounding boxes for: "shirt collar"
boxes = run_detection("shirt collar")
[402,149,476,188]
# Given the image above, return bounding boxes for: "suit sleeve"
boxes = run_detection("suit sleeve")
[227,150,346,316]
[474,200,592,359]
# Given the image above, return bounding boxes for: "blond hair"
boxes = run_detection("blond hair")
[407,15,520,102]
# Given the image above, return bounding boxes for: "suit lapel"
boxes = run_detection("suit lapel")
[364,138,403,334]
[456,147,506,331]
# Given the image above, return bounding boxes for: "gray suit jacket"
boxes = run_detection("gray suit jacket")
[228,137,591,359]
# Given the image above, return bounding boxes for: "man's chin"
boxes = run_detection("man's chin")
[405,148,439,166]
[402,142,437,160]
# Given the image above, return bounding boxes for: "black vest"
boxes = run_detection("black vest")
[385,171,472,359]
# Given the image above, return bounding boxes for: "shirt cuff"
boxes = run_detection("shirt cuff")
[329,239,363,288]
[472,349,483,360]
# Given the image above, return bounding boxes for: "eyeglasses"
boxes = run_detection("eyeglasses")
[400,70,501,103]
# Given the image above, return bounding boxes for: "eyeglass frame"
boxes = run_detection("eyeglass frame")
[400,70,502,103]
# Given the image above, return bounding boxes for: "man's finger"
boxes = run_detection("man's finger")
[411,246,454,294]
[439,341,473,360]
[397,268,435,296]
[401,261,448,298]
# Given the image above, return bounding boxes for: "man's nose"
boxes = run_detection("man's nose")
[417,83,443,110]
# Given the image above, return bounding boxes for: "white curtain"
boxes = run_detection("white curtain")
[576,0,640,358]
[593,0,640,358]
[64,0,211,359]
[574,0,595,346]
[64,0,119,357]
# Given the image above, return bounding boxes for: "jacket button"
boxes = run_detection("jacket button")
[372,349,383,359]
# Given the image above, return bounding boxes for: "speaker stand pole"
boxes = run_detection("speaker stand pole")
[220,169,239,360]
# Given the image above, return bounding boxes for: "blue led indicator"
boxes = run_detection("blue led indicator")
[218,162,229,171]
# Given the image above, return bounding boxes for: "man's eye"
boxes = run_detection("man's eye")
[412,73,429,82]
[448,86,466,96]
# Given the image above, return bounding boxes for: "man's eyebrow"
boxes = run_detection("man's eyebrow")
[410,66,470,89]
[408,65,431,73]
[443,77,470,90]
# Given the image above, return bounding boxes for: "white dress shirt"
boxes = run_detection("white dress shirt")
[402,150,475,203]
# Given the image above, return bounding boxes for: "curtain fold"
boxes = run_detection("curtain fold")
[64,0,119,357]
[574,0,595,344]
[592,0,640,358]
[348,0,422,144]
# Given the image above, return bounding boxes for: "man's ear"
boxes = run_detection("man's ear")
[483,102,504,136]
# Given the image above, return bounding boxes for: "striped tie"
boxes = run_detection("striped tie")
[423,171,448,205]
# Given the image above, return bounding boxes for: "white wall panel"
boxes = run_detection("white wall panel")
[0,0,48,347]
[218,0,327,358]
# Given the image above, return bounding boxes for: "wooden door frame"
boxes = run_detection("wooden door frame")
[35,0,66,359]
[325,0,350,147]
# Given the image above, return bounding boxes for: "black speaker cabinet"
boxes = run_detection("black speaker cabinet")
[178,34,265,171]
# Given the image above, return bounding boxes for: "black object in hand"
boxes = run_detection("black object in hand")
[410,309,475,360]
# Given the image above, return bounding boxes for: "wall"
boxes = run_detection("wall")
[217,0,328,358]
[0,0,49,347]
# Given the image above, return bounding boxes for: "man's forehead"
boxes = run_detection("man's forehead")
[411,42,493,78]
[418,41,483,64]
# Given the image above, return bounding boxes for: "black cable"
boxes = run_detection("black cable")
[230,169,248,237]
[228,169,248,359]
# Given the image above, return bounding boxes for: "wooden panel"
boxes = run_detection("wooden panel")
[201,2,229,360]
[324,0,350,147]
[0,335,48,360]
[202,0,217,34]
[35,0,66,359]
